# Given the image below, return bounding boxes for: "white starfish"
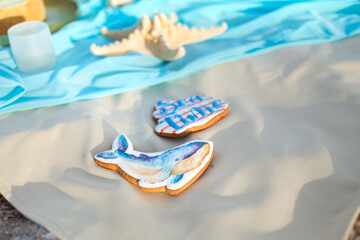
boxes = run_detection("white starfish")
[90,12,228,61]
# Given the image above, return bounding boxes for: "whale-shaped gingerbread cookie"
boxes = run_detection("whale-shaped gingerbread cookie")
[153,95,229,137]
[94,135,214,195]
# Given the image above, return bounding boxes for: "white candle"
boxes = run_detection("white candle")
[8,21,56,73]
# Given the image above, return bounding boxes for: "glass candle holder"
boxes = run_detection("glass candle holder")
[8,21,56,73]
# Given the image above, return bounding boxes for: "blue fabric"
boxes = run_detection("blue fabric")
[0,64,25,108]
[0,0,359,114]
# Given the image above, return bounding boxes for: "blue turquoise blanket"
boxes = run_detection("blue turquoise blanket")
[0,0,359,114]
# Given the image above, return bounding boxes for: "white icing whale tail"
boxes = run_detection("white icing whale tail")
[112,135,134,153]
[95,135,134,161]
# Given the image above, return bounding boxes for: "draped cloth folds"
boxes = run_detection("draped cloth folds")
[0,0,359,114]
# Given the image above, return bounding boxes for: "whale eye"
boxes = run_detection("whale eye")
[175,158,181,162]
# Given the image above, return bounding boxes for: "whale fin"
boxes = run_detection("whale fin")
[170,174,184,184]
[145,161,178,184]
[113,135,134,153]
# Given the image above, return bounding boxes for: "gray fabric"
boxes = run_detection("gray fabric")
[0,36,359,240]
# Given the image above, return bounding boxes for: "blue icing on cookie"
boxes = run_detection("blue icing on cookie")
[94,135,213,192]
[116,135,128,152]
[114,140,207,173]
[96,151,118,159]
[171,174,184,184]
[153,95,229,135]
